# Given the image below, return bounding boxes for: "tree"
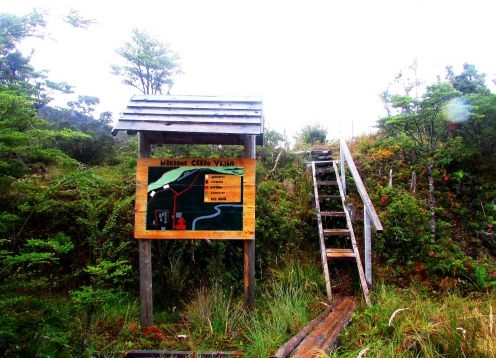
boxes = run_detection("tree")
[111,29,181,95]
[67,95,100,124]
[380,72,461,240]
[294,123,328,150]
[63,9,96,29]
[0,11,79,107]
[454,91,496,171]
[0,11,46,100]
[446,63,488,95]
[37,101,118,165]
[0,86,87,197]
[264,128,287,149]
[0,11,45,59]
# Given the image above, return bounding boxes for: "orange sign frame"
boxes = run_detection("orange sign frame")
[135,158,255,240]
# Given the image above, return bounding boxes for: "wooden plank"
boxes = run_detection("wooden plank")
[113,121,261,135]
[321,211,346,217]
[127,100,262,110]
[340,144,346,195]
[122,108,261,118]
[119,115,261,125]
[131,94,262,104]
[290,297,355,357]
[326,248,355,259]
[121,350,245,357]
[142,132,246,145]
[314,160,333,166]
[323,229,350,236]
[271,301,340,358]
[339,139,383,231]
[316,180,338,186]
[318,195,341,201]
[315,168,335,174]
[364,209,372,287]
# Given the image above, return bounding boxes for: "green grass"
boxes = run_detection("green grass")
[329,284,496,357]
[0,255,324,356]
[3,258,494,357]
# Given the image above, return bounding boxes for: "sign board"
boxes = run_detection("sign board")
[135,158,256,240]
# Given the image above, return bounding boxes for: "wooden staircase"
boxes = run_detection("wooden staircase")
[310,150,371,305]
[272,143,382,357]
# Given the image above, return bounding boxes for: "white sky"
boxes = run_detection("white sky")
[5,0,496,140]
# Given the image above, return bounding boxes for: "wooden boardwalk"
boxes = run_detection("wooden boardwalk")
[271,297,355,358]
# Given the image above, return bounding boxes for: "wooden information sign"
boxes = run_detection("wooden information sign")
[135,158,255,240]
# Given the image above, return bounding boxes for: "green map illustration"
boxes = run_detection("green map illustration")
[146,166,244,231]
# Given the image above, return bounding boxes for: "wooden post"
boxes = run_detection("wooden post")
[364,209,372,288]
[340,141,346,196]
[138,132,153,326]
[244,135,256,309]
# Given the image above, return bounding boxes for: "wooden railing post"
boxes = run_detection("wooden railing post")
[364,209,372,287]
[138,132,153,326]
[340,142,346,196]
[244,135,256,309]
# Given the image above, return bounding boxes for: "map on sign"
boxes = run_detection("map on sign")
[146,166,243,231]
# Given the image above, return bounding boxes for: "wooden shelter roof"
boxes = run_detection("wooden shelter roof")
[111,95,264,145]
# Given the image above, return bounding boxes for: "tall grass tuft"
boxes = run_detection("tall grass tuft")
[244,258,326,357]
[183,284,246,350]
[181,256,327,357]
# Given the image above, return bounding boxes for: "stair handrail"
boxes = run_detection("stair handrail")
[339,138,383,287]
[339,138,383,231]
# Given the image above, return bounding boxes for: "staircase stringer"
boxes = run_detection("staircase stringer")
[332,161,371,306]
[311,161,333,301]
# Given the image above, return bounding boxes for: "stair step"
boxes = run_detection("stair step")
[311,152,332,161]
[311,150,331,155]
[314,161,333,167]
[321,211,346,217]
[323,229,351,236]
[319,195,341,201]
[326,248,355,259]
[315,168,335,174]
[317,180,338,186]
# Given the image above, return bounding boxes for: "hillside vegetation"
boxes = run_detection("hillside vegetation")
[1,11,495,357]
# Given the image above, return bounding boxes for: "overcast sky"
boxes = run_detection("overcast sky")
[5,0,496,140]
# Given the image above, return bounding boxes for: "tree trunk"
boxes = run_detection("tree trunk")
[427,159,436,241]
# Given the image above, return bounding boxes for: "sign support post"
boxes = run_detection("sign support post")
[244,135,256,309]
[138,132,153,326]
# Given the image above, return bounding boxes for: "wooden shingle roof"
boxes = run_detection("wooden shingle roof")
[111,95,263,145]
